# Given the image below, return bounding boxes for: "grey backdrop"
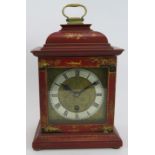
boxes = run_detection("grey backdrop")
[27,0,128,155]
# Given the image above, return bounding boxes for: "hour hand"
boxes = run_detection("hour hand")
[61,84,75,94]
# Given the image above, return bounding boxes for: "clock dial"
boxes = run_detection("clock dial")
[49,69,105,120]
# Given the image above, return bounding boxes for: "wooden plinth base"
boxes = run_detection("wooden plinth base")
[32,122,122,150]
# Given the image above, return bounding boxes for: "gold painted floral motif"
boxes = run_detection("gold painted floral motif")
[44,126,61,132]
[102,126,113,133]
[64,33,83,40]
[39,60,49,68]
[91,33,98,37]
[90,57,116,66]
[66,60,82,66]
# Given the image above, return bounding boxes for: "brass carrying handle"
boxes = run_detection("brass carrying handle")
[62,4,87,24]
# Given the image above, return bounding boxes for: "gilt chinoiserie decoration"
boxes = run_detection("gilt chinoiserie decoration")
[31,4,124,150]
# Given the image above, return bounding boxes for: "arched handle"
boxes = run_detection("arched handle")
[62,4,87,24]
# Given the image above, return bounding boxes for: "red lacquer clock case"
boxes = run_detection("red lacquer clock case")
[31,4,124,150]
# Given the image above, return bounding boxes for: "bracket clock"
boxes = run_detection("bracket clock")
[31,4,124,150]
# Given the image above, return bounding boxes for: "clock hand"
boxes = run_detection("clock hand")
[61,83,71,91]
[61,83,75,95]
[78,81,99,95]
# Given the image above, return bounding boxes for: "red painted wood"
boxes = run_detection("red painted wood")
[38,56,116,68]
[37,57,117,133]
[106,71,117,125]
[32,47,123,57]
[31,24,123,57]
[45,25,108,44]
[31,22,124,149]
[39,69,48,128]
[32,121,123,150]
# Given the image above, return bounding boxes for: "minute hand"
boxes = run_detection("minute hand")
[79,81,99,94]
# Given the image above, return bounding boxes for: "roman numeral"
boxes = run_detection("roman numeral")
[87,73,91,79]
[75,113,79,119]
[93,102,99,108]
[75,70,80,77]
[63,110,68,117]
[93,81,99,86]
[96,93,102,96]
[55,83,60,87]
[51,94,58,97]
[54,103,61,109]
[63,73,69,80]
[87,111,90,116]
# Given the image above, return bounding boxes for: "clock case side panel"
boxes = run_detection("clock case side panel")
[106,64,117,126]
[38,66,48,129]
[37,56,117,133]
